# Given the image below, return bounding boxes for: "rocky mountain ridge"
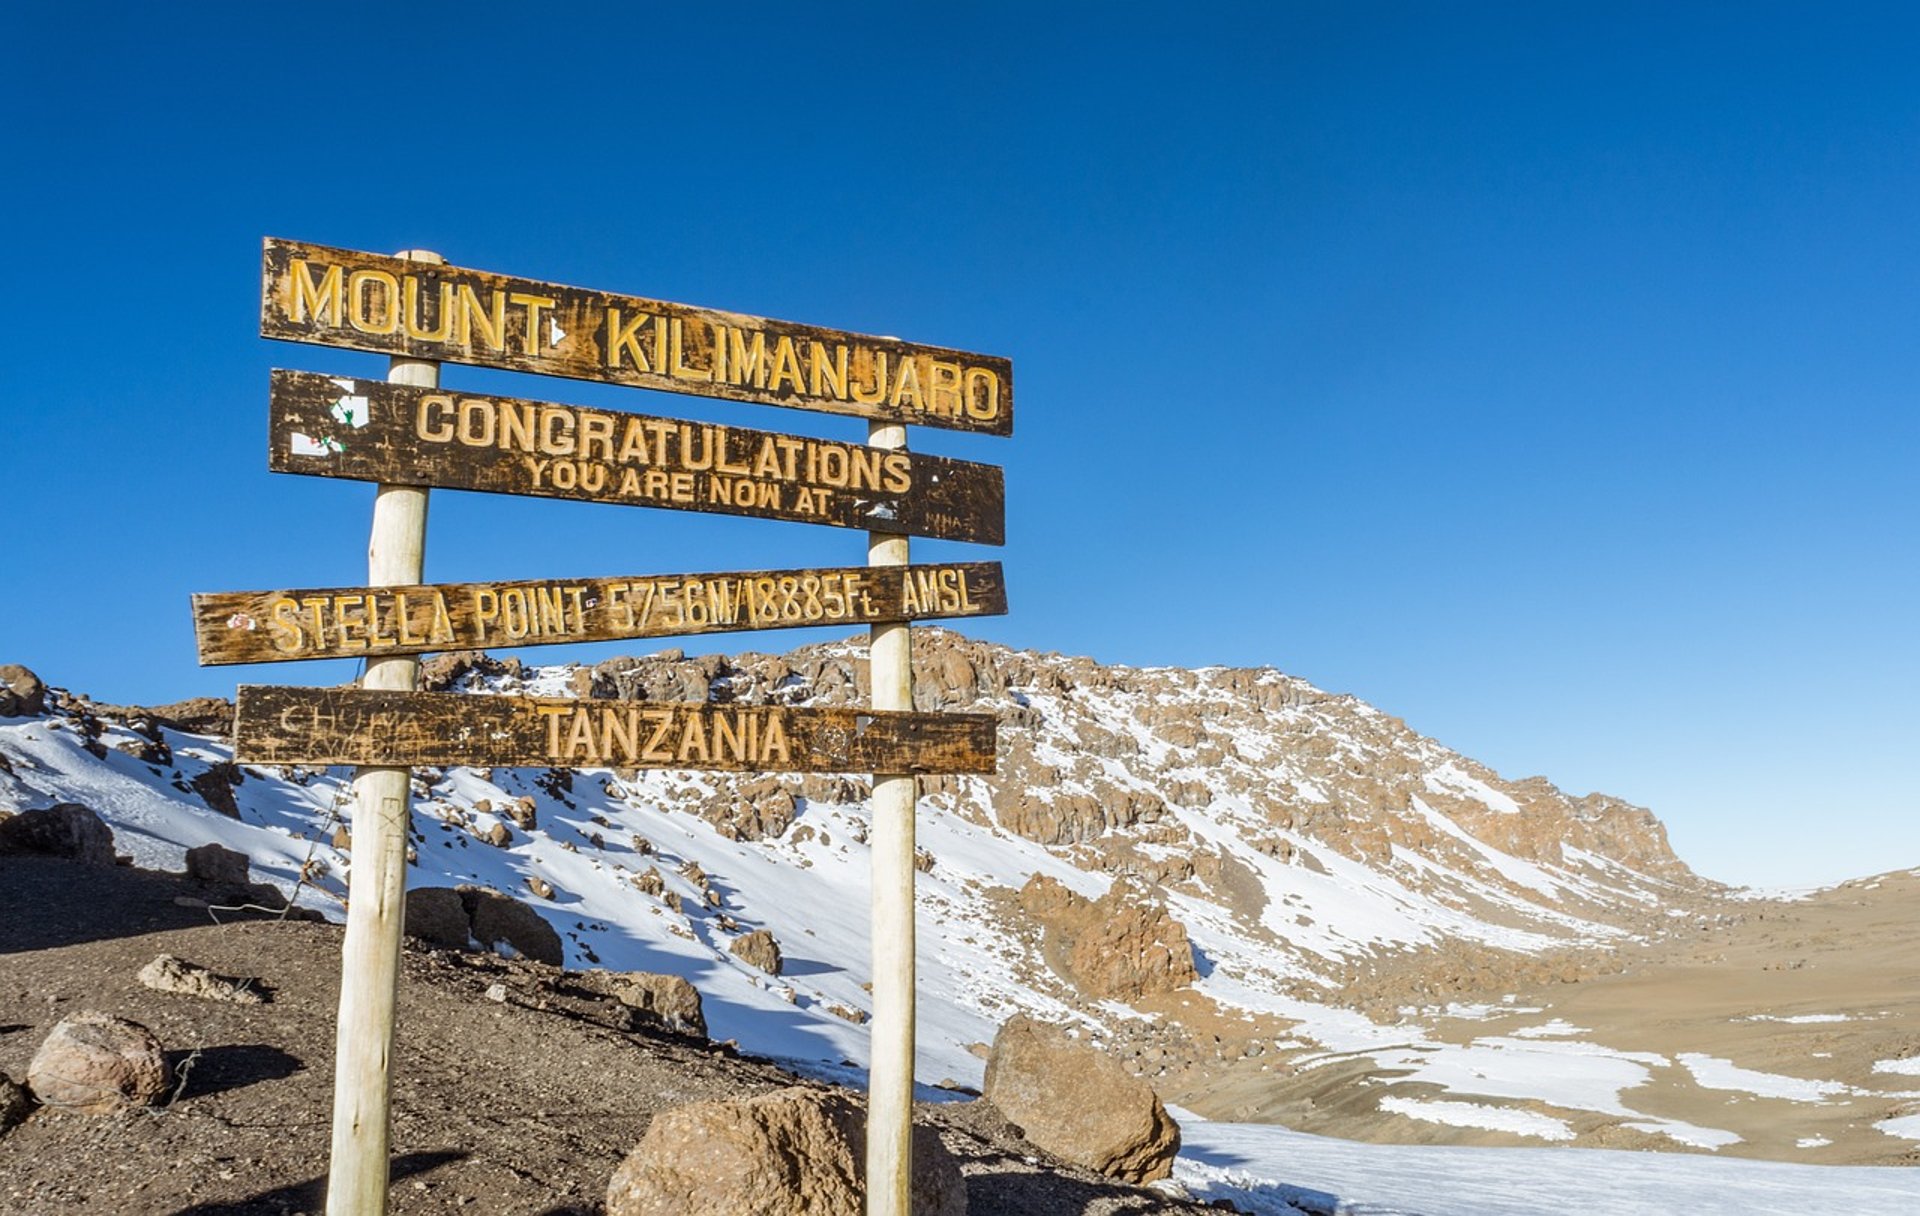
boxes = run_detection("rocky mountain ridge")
[23,637,1909,1167]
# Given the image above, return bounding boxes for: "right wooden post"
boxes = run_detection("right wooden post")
[866,419,917,1215]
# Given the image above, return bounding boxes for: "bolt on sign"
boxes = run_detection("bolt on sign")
[268,370,1005,544]
[260,238,1014,436]
[234,686,997,774]
[193,562,1007,666]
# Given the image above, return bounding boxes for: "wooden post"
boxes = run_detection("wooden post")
[325,250,441,1216]
[865,421,916,1215]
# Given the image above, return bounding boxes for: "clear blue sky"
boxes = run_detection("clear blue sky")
[3,4,1913,888]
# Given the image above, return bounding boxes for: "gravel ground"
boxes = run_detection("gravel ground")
[0,855,1223,1215]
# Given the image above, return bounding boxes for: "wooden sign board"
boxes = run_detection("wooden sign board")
[193,562,1007,666]
[268,370,1004,545]
[261,238,1014,437]
[233,686,996,774]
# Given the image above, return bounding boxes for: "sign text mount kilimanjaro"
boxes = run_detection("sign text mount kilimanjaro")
[261,238,1013,436]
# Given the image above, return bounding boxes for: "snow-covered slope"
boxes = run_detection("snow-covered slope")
[11,635,1917,1185]
[0,635,1694,1086]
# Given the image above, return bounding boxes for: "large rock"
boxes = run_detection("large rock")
[0,803,116,865]
[189,763,244,819]
[27,1012,172,1114]
[404,887,476,951]
[605,1086,964,1216]
[609,972,707,1038]
[0,1073,30,1136]
[403,886,563,966]
[0,665,45,718]
[982,1014,1179,1184]
[137,954,266,1005]
[143,696,233,737]
[465,885,564,965]
[729,929,783,975]
[185,842,251,890]
[1017,875,1197,1002]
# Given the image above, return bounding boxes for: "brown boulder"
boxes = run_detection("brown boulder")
[143,696,233,737]
[27,1012,172,1114]
[0,803,116,865]
[462,885,564,965]
[1017,875,1197,1002]
[1,1072,30,1136]
[0,665,45,718]
[403,886,562,964]
[419,650,523,692]
[185,842,251,890]
[506,796,538,830]
[983,1014,1179,1183]
[404,887,475,951]
[609,972,707,1037]
[729,929,783,975]
[605,1086,964,1216]
[137,954,266,1005]
[189,762,243,819]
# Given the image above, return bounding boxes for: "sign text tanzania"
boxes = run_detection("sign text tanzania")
[261,239,1013,436]
[233,687,997,774]
[268,371,1004,544]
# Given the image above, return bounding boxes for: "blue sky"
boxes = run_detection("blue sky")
[2,3,1913,887]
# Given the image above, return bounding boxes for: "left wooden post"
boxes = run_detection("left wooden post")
[326,250,442,1216]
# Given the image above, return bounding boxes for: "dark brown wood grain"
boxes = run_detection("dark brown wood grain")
[267,370,1005,544]
[193,562,1007,666]
[260,238,1014,437]
[233,686,996,774]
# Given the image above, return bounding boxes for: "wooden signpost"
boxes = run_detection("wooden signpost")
[209,240,1012,1216]
[193,562,1007,665]
[268,370,1005,543]
[234,687,996,773]
[261,237,1015,436]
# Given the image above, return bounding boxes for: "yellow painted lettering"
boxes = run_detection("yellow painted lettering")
[289,259,342,325]
[767,335,804,393]
[416,395,455,443]
[403,277,452,341]
[808,341,848,399]
[606,306,652,371]
[456,284,507,350]
[347,269,399,335]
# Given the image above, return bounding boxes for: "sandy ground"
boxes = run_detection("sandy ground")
[1164,869,1920,1164]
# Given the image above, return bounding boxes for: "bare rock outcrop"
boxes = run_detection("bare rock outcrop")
[404,886,564,965]
[983,1014,1179,1183]
[608,972,707,1038]
[137,954,266,1005]
[1018,875,1197,1002]
[27,1012,171,1114]
[189,762,244,819]
[0,803,116,865]
[710,776,798,841]
[419,650,524,692]
[0,665,46,718]
[0,1073,30,1137]
[605,1086,964,1216]
[143,696,233,737]
[185,842,250,890]
[730,929,783,975]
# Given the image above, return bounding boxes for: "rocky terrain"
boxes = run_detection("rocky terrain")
[0,851,1218,1215]
[2,634,1918,1204]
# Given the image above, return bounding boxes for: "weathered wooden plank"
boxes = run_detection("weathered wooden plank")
[193,562,1007,666]
[233,686,997,774]
[267,370,1005,545]
[260,238,1014,437]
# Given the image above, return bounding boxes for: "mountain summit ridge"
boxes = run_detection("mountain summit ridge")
[15,636,1917,1165]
